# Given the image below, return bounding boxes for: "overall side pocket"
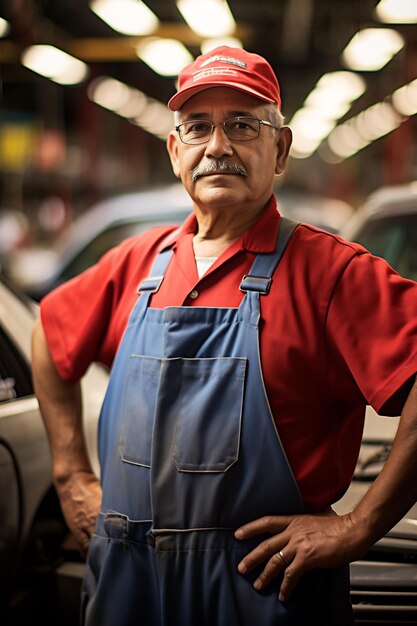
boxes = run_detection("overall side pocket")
[119,355,161,467]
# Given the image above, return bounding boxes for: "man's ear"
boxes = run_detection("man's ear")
[275,126,292,176]
[167,131,181,179]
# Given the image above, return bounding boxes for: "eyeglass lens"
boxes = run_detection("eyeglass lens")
[178,117,261,144]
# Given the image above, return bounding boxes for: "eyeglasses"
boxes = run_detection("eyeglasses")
[175,116,281,145]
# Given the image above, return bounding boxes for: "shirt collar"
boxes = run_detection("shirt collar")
[157,194,281,254]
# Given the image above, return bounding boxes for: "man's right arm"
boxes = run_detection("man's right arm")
[31,317,101,557]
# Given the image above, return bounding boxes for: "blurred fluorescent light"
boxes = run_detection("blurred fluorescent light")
[342,28,404,71]
[88,75,173,140]
[290,138,325,159]
[327,101,402,159]
[136,38,193,76]
[356,102,401,141]
[200,37,243,54]
[290,110,337,159]
[308,71,366,106]
[22,45,89,85]
[291,108,336,141]
[176,0,236,37]
[134,100,174,135]
[90,0,159,35]
[324,74,417,162]
[289,71,365,159]
[304,97,350,119]
[392,77,417,116]
[376,0,417,24]
[333,123,366,155]
[0,17,10,37]
[88,76,147,118]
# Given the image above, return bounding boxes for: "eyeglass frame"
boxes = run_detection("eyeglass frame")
[174,116,282,145]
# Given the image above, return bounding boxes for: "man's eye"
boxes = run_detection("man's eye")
[228,120,249,130]
[229,118,258,131]
[187,122,211,133]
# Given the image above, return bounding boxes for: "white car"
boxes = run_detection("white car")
[5,184,194,302]
[0,276,107,624]
[342,180,417,282]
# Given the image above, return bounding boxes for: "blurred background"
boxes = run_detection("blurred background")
[0,0,416,291]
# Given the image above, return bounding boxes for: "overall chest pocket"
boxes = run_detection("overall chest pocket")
[171,357,247,472]
[119,355,246,473]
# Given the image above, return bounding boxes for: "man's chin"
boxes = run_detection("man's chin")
[193,183,244,206]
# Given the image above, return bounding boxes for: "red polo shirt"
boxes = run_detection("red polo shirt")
[41,195,417,511]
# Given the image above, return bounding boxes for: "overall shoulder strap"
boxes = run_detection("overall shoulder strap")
[240,217,299,295]
[137,248,173,293]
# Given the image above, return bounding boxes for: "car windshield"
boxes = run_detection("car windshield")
[60,219,184,284]
[60,222,144,282]
[353,213,417,282]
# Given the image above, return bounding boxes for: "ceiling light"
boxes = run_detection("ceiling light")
[355,102,402,141]
[90,0,159,36]
[88,76,172,140]
[289,108,336,159]
[134,101,173,135]
[136,38,193,76]
[392,78,417,116]
[327,101,402,160]
[176,0,236,37]
[21,45,89,85]
[327,123,367,159]
[88,77,147,118]
[303,97,351,119]
[291,108,336,141]
[0,17,10,37]
[342,28,404,71]
[376,0,417,24]
[288,71,365,159]
[200,37,243,54]
[309,71,366,106]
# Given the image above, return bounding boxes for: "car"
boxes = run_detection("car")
[341,180,417,282]
[0,275,107,625]
[334,181,417,625]
[275,186,354,234]
[4,184,194,302]
[334,426,417,625]
[4,183,354,302]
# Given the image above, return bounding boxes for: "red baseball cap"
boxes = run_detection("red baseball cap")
[168,45,281,111]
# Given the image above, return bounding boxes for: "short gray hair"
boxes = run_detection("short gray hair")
[265,103,285,129]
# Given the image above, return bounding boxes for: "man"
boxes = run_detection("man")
[32,46,417,625]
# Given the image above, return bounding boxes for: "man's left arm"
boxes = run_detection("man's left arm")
[235,375,417,602]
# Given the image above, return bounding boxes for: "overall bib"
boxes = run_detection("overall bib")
[81,218,353,626]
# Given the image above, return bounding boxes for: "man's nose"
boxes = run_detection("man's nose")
[204,125,234,158]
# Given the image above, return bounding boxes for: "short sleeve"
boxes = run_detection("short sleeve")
[39,228,172,383]
[326,250,417,415]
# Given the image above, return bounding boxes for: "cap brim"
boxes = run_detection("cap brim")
[168,81,276,111]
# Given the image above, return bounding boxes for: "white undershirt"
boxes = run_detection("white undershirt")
[195,256,218,278]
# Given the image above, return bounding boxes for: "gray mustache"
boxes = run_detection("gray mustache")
[191,160,248,181]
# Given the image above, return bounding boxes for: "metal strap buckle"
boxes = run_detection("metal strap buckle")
[137,275,164,293]
[239,274,272,294]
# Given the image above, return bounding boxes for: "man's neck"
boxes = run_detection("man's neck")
[192,204,265,257]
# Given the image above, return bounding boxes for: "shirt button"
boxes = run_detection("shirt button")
[189,289,199,299]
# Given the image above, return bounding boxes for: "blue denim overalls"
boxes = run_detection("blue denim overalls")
[81,217,353,626]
